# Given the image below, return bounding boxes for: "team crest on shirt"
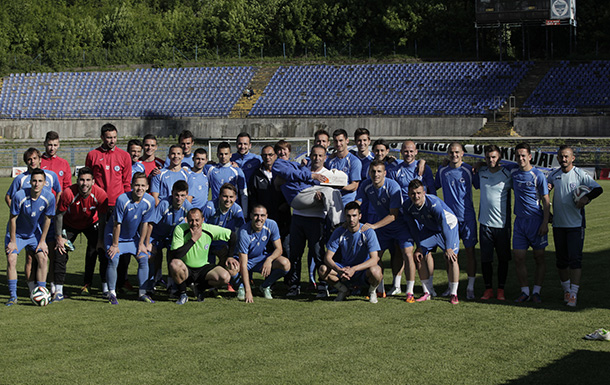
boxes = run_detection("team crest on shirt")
[262,236,268,241]
[526,181,534,187]
[459,178,465,184]
[133,214,138,220]
[358,239,363,247]
[59,171,64,176]
[569,182,577,189]
[39,206,44,211]
[114,165,121,172]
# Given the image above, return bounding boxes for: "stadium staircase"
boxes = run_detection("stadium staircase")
[475,61,553,136]
[229,66,278,118]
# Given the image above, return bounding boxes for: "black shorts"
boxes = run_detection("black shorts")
[186,264,217,288]
[479,224,511,263]
[553,227,584,269]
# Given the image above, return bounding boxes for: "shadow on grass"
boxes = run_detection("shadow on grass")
[503,350,610,384]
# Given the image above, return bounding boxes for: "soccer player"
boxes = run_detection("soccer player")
[314,129,331,149]
[55,167,109,300]
[435,142,478,299]
[236,205,290,302]
[372,139,402,174]
[325,129,362,207]
[148,180,192,294]
[5,169,55,306]
[231,132,262,182]
[168,208,238,305]
[351,128,374,181]
[41,131,71,191]
[6,148,61,207]
[511,142,550,304]
[357,160,414,300]
[128,139,146,177]
[164,130,195,168]
[105,172,155,305]
[208,142,248,213]
[547,145,603,307]
[318,201,382,303]
[403,179,461,304]
[472,145,513,301]
[150,145,190,206]
[202,183,245,267]
[85,123,132,209]
[187,148,210,209]
[140,134,164,177]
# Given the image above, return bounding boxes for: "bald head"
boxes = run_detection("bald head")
[401,140,418,164]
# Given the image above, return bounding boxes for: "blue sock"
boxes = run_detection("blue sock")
[136,255,150,290]
[232,274,241,288]
[37,281,46,288]
[262,269,288,288]
[107,256,119,291]
[8,279,17,298]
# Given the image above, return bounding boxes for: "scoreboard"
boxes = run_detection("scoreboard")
[475,0,575,25]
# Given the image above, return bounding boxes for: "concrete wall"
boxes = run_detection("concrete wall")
[514,116,610,137]
[0,116,485,141]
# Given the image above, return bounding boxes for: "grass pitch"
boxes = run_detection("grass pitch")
[1,178,609,384]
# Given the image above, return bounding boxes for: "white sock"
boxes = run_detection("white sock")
[533,285,542,295]
[50,282,56,294]
[421,279,430,294]
[392,275,401,289]
[449,281,459,296]
[561,280,571,292]
[405,280,415,295]
[55,284,63,295]
[521,286,530,296]
[570,284,579,296]
[109,289,116,296]
[467,276,475,291]
[27,281,36,291]
[102,282,109,293]
[379,278,385,293]
[139,289,146,297]
[368,283,379,295]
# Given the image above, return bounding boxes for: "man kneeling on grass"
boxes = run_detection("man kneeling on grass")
[318,201,382,303]
[169,208,238,304]
[235,205,290,303]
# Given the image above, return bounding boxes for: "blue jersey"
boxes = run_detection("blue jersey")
[351,150,375,181]
[202,200,245,231]
[131,161,145,177]
[7,170,62,199]
[435,163,476,222]
[548,166,601,228]
[187,170,209,209]
[325,152,362,205]
[272,158,318,204]
[112,192,155,242]
[385,158,403,175]
[327,224,380,267]
[237,219,281,258]
[231,152,262,182]
[150,168,190,201]
[207,163,247,201]
[8,188,56,239]
[388,160,436,200]
[473,166,512,228]
[357,178,403,231]
[164,153,194,169]
[403,194,460,251]
[150,197,192,242]
[511,167,548,219]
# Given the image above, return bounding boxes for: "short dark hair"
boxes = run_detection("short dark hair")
[30,168,46,180]
[311,144,326,154]
[344,201,361,213]
[219,182,238,196]
[131,172,147,184]
[188,207,203,218]
[127,139,142,151]
[142,134,157,143]
[558,144,572,153]
[251,204,267,213]
[178,130,194,142]
[484,145,501,158]
[261,145,274,154]
[408,179,424,191]
[101,123,117,136]
[515,142,531,154]
[77,167,93,179]
[44,131,59,142]
[23,147,41,163]
[354,128,370,140]
[314,129,330,140]
[369,159,386,170]
[372,139,389,150]
[332,129,348,140]
[172,180,189,193]
[194,148,208,156]
[236,132,251,141]
[217,142,231,152]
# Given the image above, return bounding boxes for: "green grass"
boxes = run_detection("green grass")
[1,178,610,384]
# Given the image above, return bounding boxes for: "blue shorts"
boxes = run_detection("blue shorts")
[459,218,478,248]
[376,224,413,251]
[418,233,460,256]
[553,227,584,269]
[479,224,511,263]
[239,253,270,273]
[106,239,142,258]
[513,217,548,250]
[335,262,369,287]
[5,234,39,255]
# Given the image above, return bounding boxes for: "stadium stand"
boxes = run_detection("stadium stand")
[0,67,256,119]
[249,62,532,116]
[521,60,610,115]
